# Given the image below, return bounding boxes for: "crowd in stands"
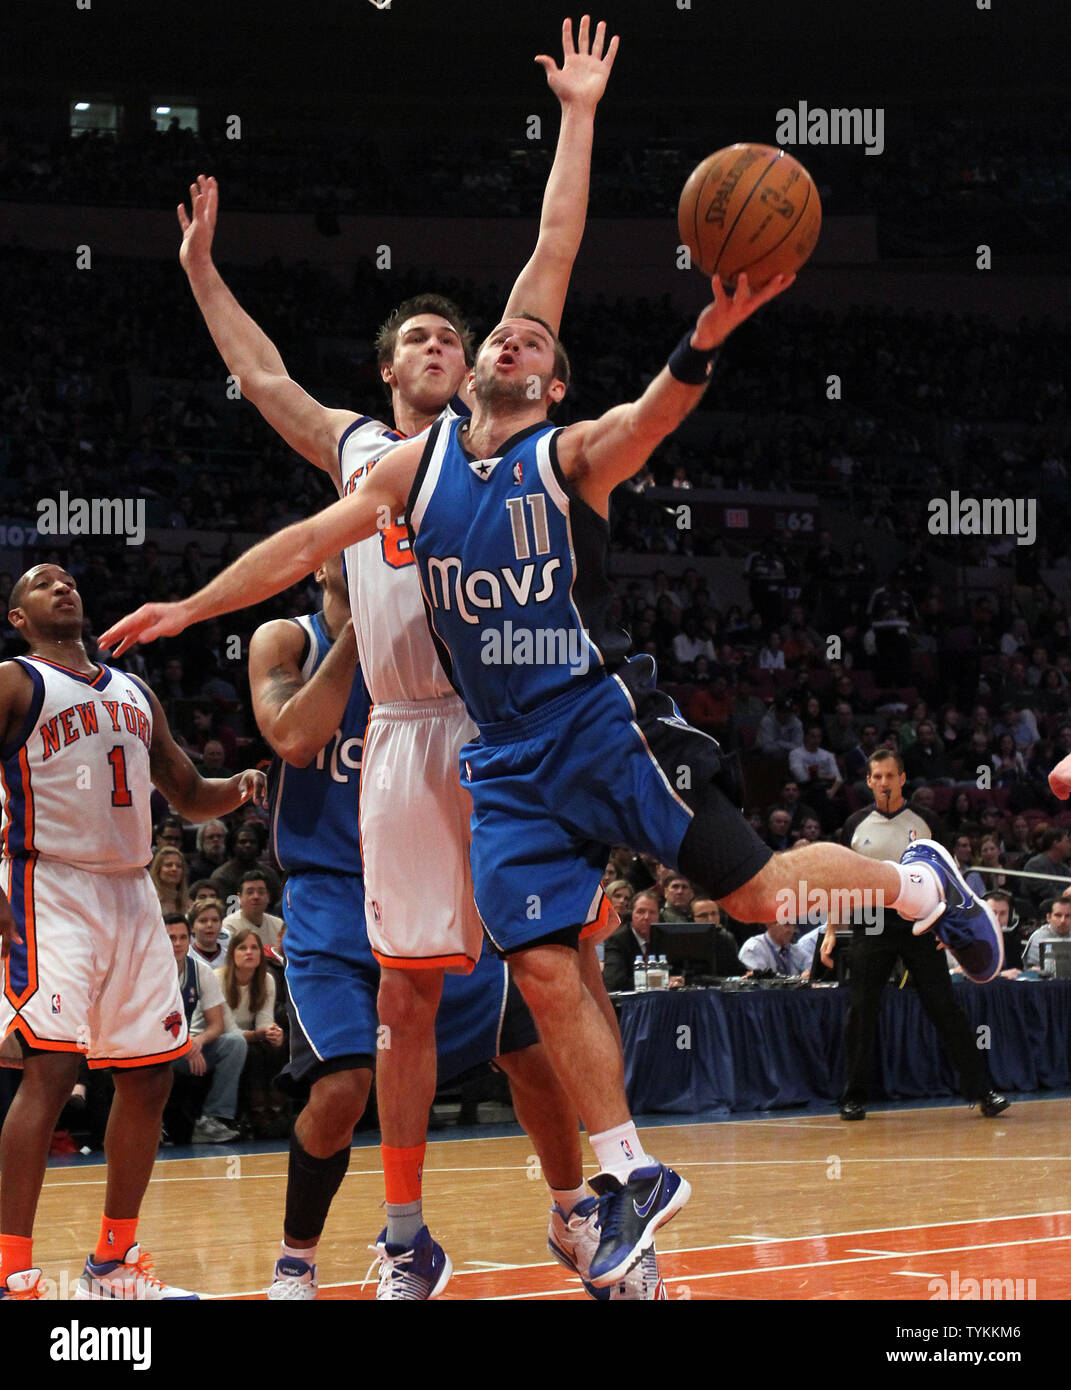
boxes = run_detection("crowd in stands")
[2,100,1069,252]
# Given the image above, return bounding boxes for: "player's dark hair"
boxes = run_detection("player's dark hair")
[867,747,904,774]
[8,572,28,610]
[512,312,571,393]
[375,294,475,372]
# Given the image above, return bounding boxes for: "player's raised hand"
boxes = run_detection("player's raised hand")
[536,16,619,112]
[691,271,795,352]
[177,174,219,273]
[1049,752,1071,800]
[97,601,192,658]
[237,768,268,807]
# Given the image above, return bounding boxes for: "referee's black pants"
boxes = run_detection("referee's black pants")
[840,918,990,1105]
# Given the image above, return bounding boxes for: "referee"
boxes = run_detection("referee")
[822,748,1008,1121]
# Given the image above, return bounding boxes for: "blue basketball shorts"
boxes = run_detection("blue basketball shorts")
[280,872,537,1092]
[462,655,771,955]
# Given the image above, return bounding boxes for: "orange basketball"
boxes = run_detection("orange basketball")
[678,143,822,288]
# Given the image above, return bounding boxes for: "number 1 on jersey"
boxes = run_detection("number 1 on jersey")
[107,745,132,807]
[506,494,550,561]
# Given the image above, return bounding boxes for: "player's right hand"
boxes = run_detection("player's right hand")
[97,601,192,657]
[692,271,795,351]
[0,892,22,962]
[177,174,219,272]
[1049,752,1071,800]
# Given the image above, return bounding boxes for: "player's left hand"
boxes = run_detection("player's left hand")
[1049,752,1071,800]
[536,16,619,111]
[98,602,192,657]
[237,769,268,807]
[692,272,796,351]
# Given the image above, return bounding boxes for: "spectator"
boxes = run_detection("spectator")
[188,898,230,968]
[660,875,694,924]
[738,921,811,976]
[1022,897,1071,970]
[166,914,246,1143]
[186,819,229,882]
[951,835,987,897]
[764,807,794,851]
[788,724,844,828]
[153,815,186,852]
[149,846,189,918]
[1023,829,1071,908]
[756,699,804,756]
[690,898,744,976]
[210,823,283,912]
[844,721,882,785]
[200,739,234,780]
[982,891,1024,972]
[186,701,239,766]
[222,871,285,949]
[904,720,953,783]
[992,732,1028,786]
[777,779,817,830]
[824,701,860,757]
[672,616,716,667]
[604,879,635,917]
[976,835,1013,897]
[757,632,786,671]
[602,891,661,991]
[217,930,286,1137]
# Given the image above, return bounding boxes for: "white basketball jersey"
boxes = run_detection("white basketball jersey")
[0,657,154,872]
[337,408,462,704]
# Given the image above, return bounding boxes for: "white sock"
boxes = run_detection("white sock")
[549,1183,588,1217]
[888,860,942,921]
[280,1239,317,1268]
[590,1122,651,1184]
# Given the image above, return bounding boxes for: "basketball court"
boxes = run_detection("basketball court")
[30,1095,1067,1301]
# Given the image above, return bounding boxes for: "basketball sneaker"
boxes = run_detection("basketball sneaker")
[587,1162,691,1288]
[548,1200,665,1299]
[900,839,1004,983]
[0,1268,45,1300]
[267,1255,318,1300]
[367,1225,451,1300]
[73,1244,199,1300]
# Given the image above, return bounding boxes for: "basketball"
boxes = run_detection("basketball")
[677,143,822,288]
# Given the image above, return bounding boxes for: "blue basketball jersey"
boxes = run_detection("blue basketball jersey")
[268,612,372,876]
[408,417,630,725]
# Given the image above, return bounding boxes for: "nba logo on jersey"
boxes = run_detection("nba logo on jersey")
[464,761,472,782]
[909,828,918,842]
[512,460,523,485]
[621,1138,634,1160]
[51,993,61,1015]
[370,899,382,925]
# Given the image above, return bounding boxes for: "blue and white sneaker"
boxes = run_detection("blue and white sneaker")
[367,1225,452,1300]
[548,1198,665,1300]
[267,1255,318,1300]
[900,838,1004,983]
[587,1162,690,1288]
[74,1244,198,1300]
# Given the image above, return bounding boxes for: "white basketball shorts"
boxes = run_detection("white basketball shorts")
[0,858,190,1068]
[360,694,484,974]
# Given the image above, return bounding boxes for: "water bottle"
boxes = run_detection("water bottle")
[656,953,670,989]
[633,954,647,991]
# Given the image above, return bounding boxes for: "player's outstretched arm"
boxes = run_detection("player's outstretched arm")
[1050,753,1071,800]
[503,16,619,335]
[179,175,356,486]
[557,271,794,511]
[97,440,422,656]
[137,680,267,820]
[249,617,359,767]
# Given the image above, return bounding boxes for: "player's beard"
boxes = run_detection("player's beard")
[474,359,545,411]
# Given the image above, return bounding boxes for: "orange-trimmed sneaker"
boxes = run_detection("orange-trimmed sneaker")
[74,1244,198,1301]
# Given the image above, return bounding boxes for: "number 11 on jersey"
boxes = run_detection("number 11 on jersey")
[506,494,550,561]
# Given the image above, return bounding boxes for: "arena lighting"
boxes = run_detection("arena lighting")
[156,106,171,114]
[74,102,90,111]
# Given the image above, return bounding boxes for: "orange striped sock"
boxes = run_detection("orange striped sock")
[0,1234,33,1285]
[95,1215,138,1264]
[382,1143,426,1205]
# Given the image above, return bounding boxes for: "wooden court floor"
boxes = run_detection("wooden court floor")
[30,1098,1071,1300]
